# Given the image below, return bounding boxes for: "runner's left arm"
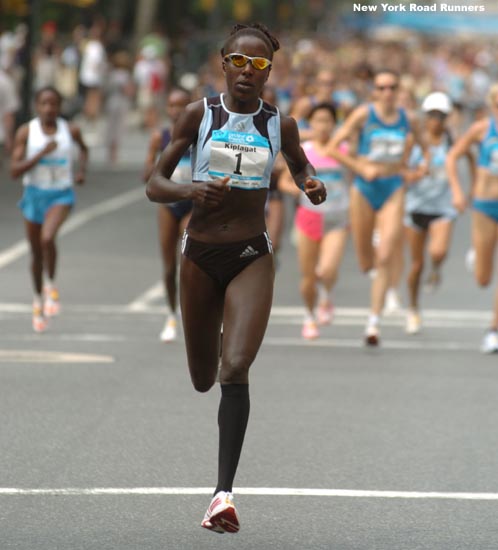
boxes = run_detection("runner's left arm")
[70,124,89,185]
[280,115,326,205]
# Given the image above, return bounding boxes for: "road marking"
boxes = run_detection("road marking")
[0,334,126,343]
[127,281,164,312]
[0,188,144,270]
[0,350,114,363]
[0,303,490,321]
[0,487,497,501]
[263,337,477,351]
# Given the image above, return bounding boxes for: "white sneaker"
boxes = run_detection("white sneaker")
[480,330,498,354]
[316,302,334,326]
[201,491,240,534]
[406,311,422,334]
[159,316,177,342]
[465,248,476,274]
[384,288,402,315]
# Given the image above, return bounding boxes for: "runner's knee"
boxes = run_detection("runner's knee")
[410,259,424,276]
[40,234,55,251]
[220,353,252,384]
[430,249,446,264]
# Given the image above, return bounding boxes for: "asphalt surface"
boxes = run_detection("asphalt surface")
[1,163,498,550]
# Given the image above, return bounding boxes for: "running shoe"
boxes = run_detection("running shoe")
[32,303,48,333]
[405,311,422,334]
[384,288,402,315]
[43,286,60,317]
[465,248,476,274]
[365,324,380,347]
[302,319,319,340]
[316,302,334,326]
[424,270,441,293]
[480,330,498,354]
[159,316,177,342]
[201,491,240,534]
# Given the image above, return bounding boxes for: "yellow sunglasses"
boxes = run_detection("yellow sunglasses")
[223,53,272,71]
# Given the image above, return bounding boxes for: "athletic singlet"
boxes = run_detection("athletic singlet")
[357,104,410,164]
[478,117,498,176]
[162,128,191,184]
[406,133,455,216]
[23,117,73,190]
[299,140,349,215]
[191,94,281,190]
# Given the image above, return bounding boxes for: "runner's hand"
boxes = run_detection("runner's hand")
[75,170,86,185]
[42,140,57,156]
[304,177,327,205]
[452,188,467,213]
[193,176,231,208]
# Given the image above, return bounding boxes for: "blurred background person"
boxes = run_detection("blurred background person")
[104,51,135,165]
[79,19,107,131]
[0,65,20,166]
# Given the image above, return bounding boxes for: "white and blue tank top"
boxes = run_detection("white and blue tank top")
[191,94,281,190]
[357,104,410,164]
[478,117,498,176]
[23,117,73,190]
[406,133,455,216]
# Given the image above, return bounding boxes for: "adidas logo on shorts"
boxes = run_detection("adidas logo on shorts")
[240,245,259,258]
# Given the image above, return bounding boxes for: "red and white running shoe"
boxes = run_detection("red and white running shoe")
[201,491,240,534]
[43,286,60,317]
[32,303,48,333]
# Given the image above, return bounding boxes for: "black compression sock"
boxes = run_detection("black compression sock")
[214,383,250,495]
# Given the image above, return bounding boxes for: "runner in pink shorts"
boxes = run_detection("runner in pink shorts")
[280,103,349,338]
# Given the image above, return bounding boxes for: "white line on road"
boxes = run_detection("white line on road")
[263,337,477,351]
[0,486,497,501]
[0,188,145,270]
[0,303,491,322]
[0,350,114,363]
[127,281,164,312]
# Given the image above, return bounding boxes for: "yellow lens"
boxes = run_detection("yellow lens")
[230,54,248,67]
[251,57,270,70]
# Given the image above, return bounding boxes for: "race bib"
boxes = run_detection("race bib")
[37,156,71,186]
[368,129,405,163]
[209,130,270,189]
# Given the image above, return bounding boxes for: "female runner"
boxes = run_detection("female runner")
[11,86,88,332]
[280,102,349,339]
[143,88,192,341]
[404,92,473,334]
[446,83,498,353]
[327,69,428,346]
[146,23,326,532]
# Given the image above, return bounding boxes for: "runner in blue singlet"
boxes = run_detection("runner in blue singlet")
[447,83,498,353]
[327,69,429,346]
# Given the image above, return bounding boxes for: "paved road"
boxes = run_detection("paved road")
[1,164,498,550]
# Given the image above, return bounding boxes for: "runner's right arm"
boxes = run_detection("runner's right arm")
[10,124,57,179]
[146,100,230,208]
[446,120,485,213]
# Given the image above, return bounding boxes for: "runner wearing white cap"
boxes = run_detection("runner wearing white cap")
[404,92,473,334]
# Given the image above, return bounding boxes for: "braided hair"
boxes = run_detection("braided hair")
[221,23,280,59]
